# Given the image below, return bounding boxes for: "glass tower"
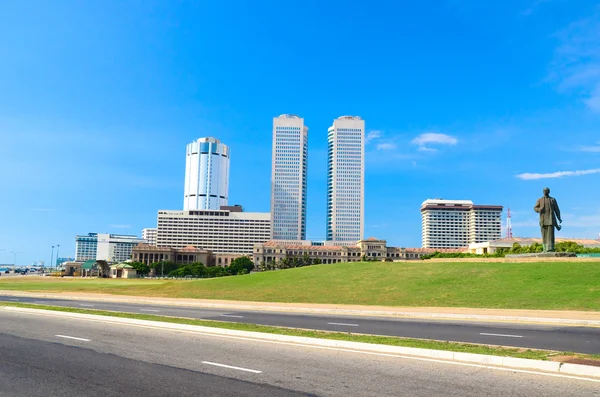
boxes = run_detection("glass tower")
[326,116,365,244]
[271,115,308,241]
[184,137,230,211]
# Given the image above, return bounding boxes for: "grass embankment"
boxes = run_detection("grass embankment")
[5,301,598,363]
[1,260,600,310]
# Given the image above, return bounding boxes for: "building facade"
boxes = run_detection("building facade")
[142,228,158,246]
[184,137,231,211]
[132,244,244,268]
[326,116,365,244]
[271,114,308,241]
[421,199,503,249]
[156,208,271,254]
[75,233,98,261]
[253,238,462,267]
[75,233,145,262]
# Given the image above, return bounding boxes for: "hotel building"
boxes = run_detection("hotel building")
[75,233,146,262]
[421,199,503,249]
[156,207,271,254]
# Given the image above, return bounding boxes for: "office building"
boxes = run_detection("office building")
[421,199,503,249]
[142,227,158,245]
[157,207,271,254]
[184,137,230,211]
[271,114,308,241]
[75,233,145,262]
[326,116,365,244]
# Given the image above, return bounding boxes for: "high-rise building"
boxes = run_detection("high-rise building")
[75,233,145,262]
[184,137,230,211]
[326,116,365,244]
[270,114,308,241]
[156,208,271,254]
[142,227,157,246]
[421,199,503,249]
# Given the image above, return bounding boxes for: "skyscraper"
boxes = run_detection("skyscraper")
[326,116,365,244]
[271,114,308,241]
[184,137,230,211]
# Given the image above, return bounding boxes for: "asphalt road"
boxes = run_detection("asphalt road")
[1,311,599,396]
[2,295,600,354]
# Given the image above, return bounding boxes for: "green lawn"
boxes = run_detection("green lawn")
[1,260,600,310]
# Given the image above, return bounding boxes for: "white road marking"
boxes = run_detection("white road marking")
[34,301,46,304]
[55,335,91,342]
[328,322,359,327]
[201,361,262,374]
[8,308,600,384]
[79,304,95,307]
[220,314,244,318]
[479,333,523,338]
[9,299,19,301]
[140,309,160,312]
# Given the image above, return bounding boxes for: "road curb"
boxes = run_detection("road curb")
[2,291,600,327]
[5,306,600,380]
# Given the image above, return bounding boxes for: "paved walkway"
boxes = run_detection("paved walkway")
[2,290,599,326]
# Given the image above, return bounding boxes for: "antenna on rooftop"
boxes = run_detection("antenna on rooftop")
[506,208,513,238]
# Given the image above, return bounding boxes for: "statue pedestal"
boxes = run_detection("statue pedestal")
[505,252,577,258]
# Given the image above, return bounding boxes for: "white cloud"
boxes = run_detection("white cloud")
[365,130,382,143]
[376,142,396,150]
[412,132,458,146]
[516,168,600,180]
[417,146,438,153]
[550,8,600,112]
[579,144,600,152]
[109,224,132,229]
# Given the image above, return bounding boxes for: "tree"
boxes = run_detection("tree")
[313,258,322,265]
[229,256,254,275]
[96,260,110,278]
[150,261,179,277]
[129,262,150,276]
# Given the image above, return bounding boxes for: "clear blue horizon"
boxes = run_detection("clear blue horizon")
[1,1,599,265]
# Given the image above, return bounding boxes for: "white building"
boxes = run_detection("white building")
[142,228,157,246]
[75,233,145,262]
[184,137,230,211]
[421,199,503,249]
[271,114,308,241]
[157,208,271,254]
[326,116,365,244]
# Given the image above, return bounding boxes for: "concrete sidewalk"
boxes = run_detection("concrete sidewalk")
[2,290,600,326]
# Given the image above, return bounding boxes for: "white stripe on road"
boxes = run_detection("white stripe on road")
[9,299,19,301]
[201,361,262,374]
[55,335,91,342]
[220,314,244,318]
[140,309,160,312]
[479,333,523,338]
[34,301,46,304]
[79,304,95,307]
[328,322,359,327]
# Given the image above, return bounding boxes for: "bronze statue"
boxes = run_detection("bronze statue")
[533,187,562,252]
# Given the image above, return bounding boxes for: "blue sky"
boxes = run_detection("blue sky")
[1,0,600,265]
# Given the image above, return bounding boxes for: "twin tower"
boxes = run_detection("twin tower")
[183,115,365,244]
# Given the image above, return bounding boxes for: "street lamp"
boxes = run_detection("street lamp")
[55,244,60,270]
[50,246,55,271]
[10,252,20,267]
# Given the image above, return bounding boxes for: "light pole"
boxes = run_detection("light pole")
[55,244,60,270]
[10,252,20,267]
[50,245,55,271]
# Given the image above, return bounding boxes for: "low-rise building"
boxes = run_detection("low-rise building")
[131,244,244,268]
[467,237,600,255]
[253,237,463,267]
[110,263,137,279]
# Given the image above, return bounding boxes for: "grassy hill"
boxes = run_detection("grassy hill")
[1,260,600,310]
